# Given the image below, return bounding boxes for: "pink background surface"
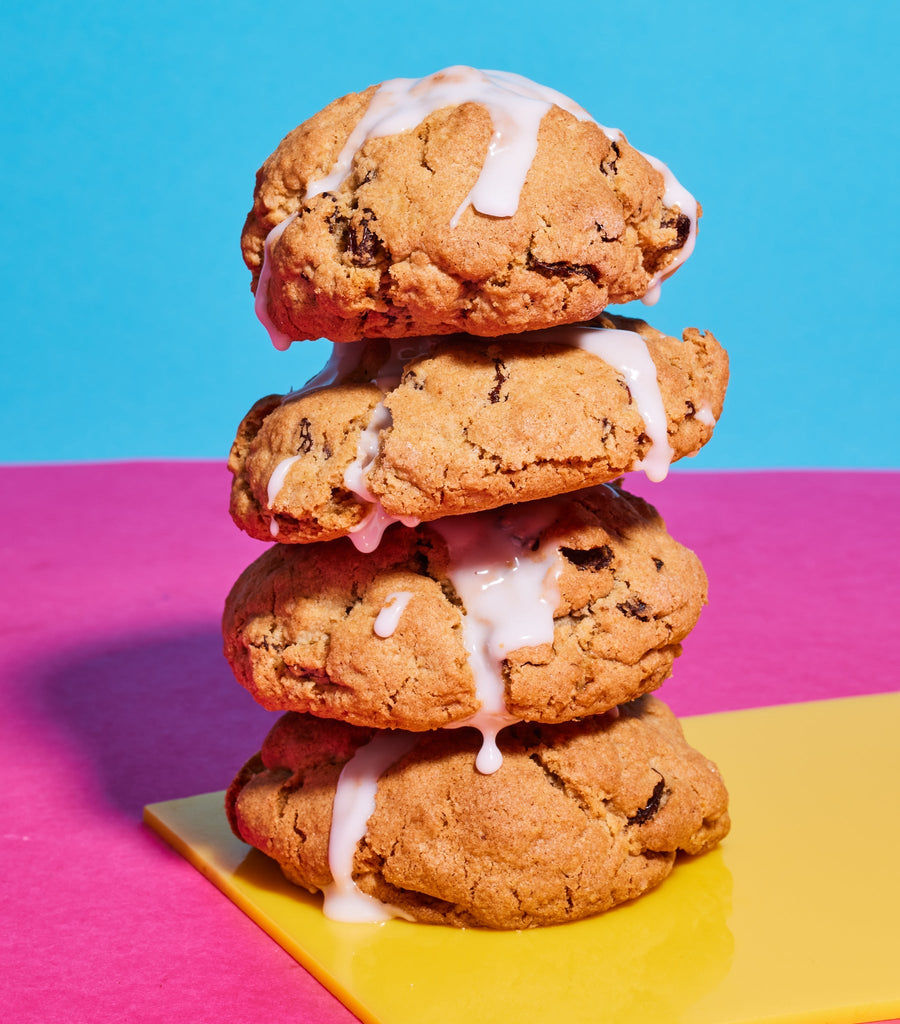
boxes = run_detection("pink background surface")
[1,463,897,1023]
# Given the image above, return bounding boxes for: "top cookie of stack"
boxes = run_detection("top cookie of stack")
[242,66,697,346]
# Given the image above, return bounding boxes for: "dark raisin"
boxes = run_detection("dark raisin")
[658,211,691,253]
[600,140,620,176]
[402,369,425,391]
[411,546,430,576]
[489,359,509,403]
[348,208,380,265]
[561,545,614,571]
[617,597,651,621]
[527,254,599,283]
[627,772,666,825]
[321,193,339,225]
[297,417,313,454]
[653,557,664,572]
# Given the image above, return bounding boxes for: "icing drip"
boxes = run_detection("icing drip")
[323,731,419,922]
[266,453,302,536]
[267,455,301,509]
[344,401,392,501]
[255,213,298,350]
[303,66,614,226]
[374,591,414,638]
[344,400,420,553]
[525,323,674,481]
[567,326,674,482]
[434,503,565,774]
[341,338,437,551]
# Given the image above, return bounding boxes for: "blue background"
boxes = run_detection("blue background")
[3,0,897,468]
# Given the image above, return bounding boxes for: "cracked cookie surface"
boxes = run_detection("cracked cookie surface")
[242,70,699,344]
[228,315,728,544]
[226,694,730,929]
[222,482,708,730]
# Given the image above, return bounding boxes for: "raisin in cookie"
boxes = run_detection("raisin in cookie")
[226,695,729,929]
[242,66,699,345]
[228,315,728,545]
[222,482,707,731]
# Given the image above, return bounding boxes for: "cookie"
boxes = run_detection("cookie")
[242,66,699,346]
[222,482,707,739]
[228,315,728,546]
[225,694,730,929]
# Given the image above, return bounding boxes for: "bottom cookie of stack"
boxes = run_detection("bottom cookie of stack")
[226,695,729,930]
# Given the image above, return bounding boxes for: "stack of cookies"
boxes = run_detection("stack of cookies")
[222,67,731,930]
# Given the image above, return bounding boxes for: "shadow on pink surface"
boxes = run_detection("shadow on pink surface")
[29,624,278,815]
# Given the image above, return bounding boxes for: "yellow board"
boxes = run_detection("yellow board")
[145,693,900,1024]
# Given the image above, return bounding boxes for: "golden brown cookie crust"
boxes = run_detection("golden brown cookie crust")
[226,695,730,929]
[222,483,708,730]
[242,77,699,343]
[228,315,728,544]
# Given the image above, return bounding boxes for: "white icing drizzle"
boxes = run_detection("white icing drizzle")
[341,338,437,551]
[323,731,419,923]
[344,400,392,501]
[569,326,674,482]
[266,453,303,537]
[373,591,414,638]
[267,454,301,508]
[255,212,298,350]
[434,502,565,774]
[303,66,613,227]
[344,400,420,553]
